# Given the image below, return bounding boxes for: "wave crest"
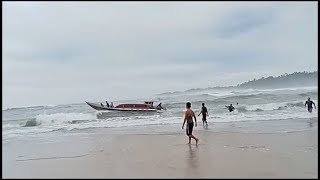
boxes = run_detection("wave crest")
[23,118,41,127]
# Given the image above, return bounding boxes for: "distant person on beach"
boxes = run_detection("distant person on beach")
[182,102,199,145]
[305,97,316,113]
[198,103,209,127]
[110,102,114,108]
[226,104,235,112]
[106,101,110,107]
[101,103,104,107]
[237,102,239,105]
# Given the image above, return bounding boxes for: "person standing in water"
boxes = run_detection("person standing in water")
[157,103,163,110]
[182,102,199,145]
[198,103,209,127]
[305,97,316,113]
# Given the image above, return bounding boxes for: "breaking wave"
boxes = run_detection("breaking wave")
[3,86,318,139]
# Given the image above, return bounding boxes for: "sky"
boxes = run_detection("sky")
[3,1,318,108]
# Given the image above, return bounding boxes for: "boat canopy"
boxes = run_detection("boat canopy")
[144,101,154,105]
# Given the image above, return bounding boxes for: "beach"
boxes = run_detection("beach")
[3,124,318,178]
[3,1,318,178]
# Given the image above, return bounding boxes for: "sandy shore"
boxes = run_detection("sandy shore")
[3,128,318,178]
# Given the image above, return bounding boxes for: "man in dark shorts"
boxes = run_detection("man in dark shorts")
[182,102,199,145]
[305,97,316,113]
[198,103,209,127]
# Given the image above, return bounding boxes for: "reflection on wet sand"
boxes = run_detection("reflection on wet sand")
[308,121,313,128]
[185,144,199,177]
[307,118,317,128]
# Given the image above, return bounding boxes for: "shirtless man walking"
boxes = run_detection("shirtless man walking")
[182,102,199,145]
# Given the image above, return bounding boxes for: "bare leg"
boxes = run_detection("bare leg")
[189,135,199,144]
[188,136,191,144]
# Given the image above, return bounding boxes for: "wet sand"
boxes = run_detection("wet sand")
[3,128,318,178]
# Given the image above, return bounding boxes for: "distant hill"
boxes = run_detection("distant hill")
[158,71,318,95]
[236,71,318,89]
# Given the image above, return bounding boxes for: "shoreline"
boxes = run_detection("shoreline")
[3,116,318,141]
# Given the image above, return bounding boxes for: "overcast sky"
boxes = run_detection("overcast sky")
[3,1,318,108]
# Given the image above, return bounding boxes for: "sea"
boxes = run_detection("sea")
[3,86,318,143]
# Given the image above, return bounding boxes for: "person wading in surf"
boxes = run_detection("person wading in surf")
[182,102,199,145]
[198,102,209,127]
[305,97,316,113]
[226,104,235,112]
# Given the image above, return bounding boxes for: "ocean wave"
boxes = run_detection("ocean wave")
[232,106,263,113]
[68,120,94,124]
[273,102,306,110]
[220,101,312,113]
[23,118,41,127]
[35,112,96,124]
[3,107,26,111]
[236,106,248,112]
[95,111,160,119]
[298,91,318,97]
[254,108,264,112]
[154,99,313,114]
[3,110,317,139]
[2,118,30,122]
[3,104,57,112]
[25,105,56,110]
[286,102,305,107]
[3,87,318,138]
[209,112,318,123]
[218,93,275,101]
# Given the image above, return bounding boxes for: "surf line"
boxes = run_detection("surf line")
[16,153,89,162]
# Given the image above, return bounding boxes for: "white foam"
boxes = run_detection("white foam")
[3,86,318,140]
[35,113,96,121]
[244,101,302,111]
[210,110,318,123]
[35,112,96,124]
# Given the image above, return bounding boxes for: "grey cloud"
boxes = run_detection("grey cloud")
[3,2,317,108]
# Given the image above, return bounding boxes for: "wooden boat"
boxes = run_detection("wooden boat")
[85,101,165,112]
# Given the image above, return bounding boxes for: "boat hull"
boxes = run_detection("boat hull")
[85,102,158,112]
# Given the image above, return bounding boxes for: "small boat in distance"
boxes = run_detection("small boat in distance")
[85,101,166,112]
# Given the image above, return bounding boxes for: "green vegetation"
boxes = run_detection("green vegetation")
[236,71,318,89]
[159,71,318,95]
